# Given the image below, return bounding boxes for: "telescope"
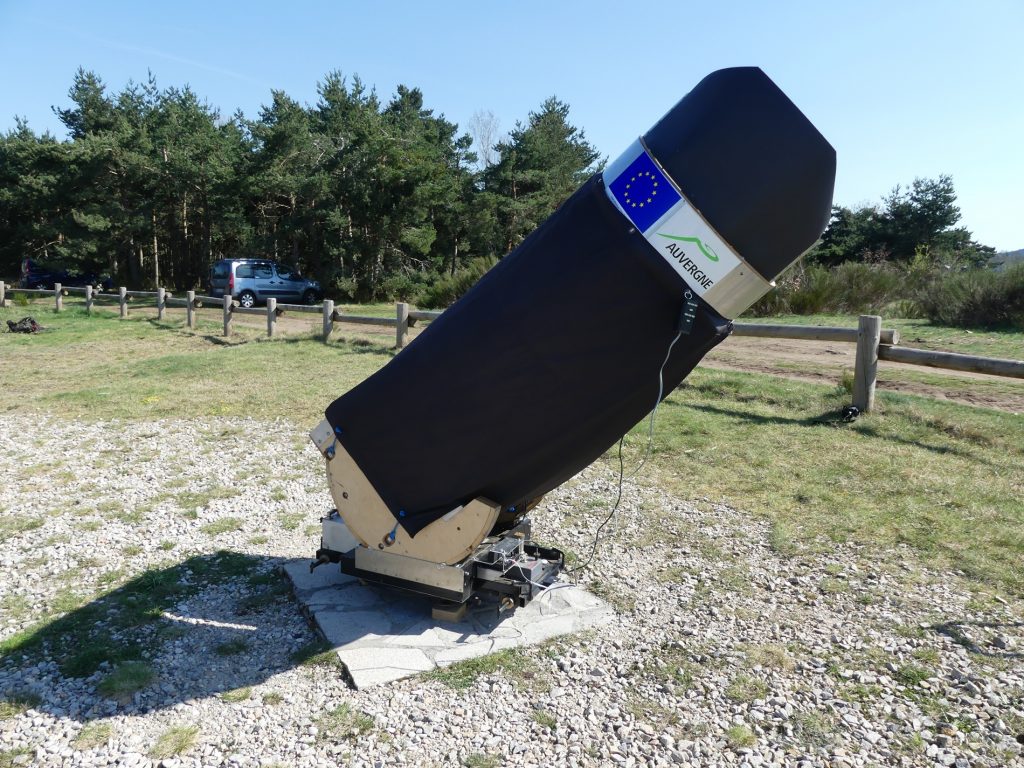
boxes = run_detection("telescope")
[309,67,836,619]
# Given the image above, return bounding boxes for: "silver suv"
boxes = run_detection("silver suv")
[208,259,322,308]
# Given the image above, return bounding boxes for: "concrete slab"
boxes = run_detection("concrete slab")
[283,559,614,689]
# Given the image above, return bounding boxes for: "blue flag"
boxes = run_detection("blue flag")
[606,149,682,233]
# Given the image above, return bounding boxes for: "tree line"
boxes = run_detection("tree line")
[751,177,1013,327]
[812,175,993,268]
[2,69,996,306]
[0,69,600,302]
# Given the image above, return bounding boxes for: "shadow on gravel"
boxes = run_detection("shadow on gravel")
[931,619,1024,661]
[0,551,319,722]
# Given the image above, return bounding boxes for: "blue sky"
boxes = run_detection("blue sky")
[1,0,1021,250]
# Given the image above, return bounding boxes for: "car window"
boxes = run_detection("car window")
[212,263,229,279]
[277,265,303,281]
[235,264,255,279]
[254,264,273,279]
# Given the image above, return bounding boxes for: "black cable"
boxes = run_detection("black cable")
[567,435,626,576]
[630,328,683,479]
[568,325,683,576]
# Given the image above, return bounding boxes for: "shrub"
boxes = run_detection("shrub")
[417,257,498,309]
[746,261,906,316]
[916,263,1024,329]
[330,276,359,303]
[380,272,429,303]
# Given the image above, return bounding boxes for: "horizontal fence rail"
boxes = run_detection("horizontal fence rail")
[331,312,398,327]
[408,309,443,323]
[274,302,322,314]
[879,344,1024,378]
[733,321,900,346]
[2,280,1020,412]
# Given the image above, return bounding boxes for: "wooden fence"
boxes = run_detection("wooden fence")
[2,280,1021,413]
[0,281,413,348]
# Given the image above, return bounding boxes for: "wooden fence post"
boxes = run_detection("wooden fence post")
[395,301,409,349]
[223,294,232,337]
[266,297,277,337]
[54,282,63,312]
[322,299,334,341]
[186,290,196,329]
[119,287,128,319]
[85,285,93,314]
[0,281,5,308]
[157,287,166,320]
[853,314,882,413]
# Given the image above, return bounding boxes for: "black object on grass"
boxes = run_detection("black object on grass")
[325,68,836,537]
[6,317,41,334]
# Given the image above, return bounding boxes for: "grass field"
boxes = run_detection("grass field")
[708,345,1024,414]
[645,373,1023,592]
[3,300,1022,596]
[0,300,388,425]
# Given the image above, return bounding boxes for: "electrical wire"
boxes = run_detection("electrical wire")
[496,553,576,599]
[629,328,683,479]
[568,327,683,576]
[566,434,626,577]
[488,552,574,619]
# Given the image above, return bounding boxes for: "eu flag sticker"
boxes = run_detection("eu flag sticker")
[606,147,681,233]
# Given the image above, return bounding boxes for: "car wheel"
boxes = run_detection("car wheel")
[302,289,318,305]
[238,291,256,309]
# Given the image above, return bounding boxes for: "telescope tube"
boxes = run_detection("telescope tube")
[324,67,836,538]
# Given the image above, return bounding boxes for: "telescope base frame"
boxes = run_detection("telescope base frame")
[314,512,564,616]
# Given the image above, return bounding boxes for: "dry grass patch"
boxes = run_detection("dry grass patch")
[318,703,374,741]
[73,722,113,750]
[0,691,41,720]
[725,673,769,703]
[213,638,249,656]
[726,724,756,749]
[150,725,199,759]
[291,639,344,670]
[742,643,795,671]
[219,686,252,703]
[533,710,557,729]
[462,755,501,768]
[425,648,548,692]
[97,662,156,702]
[201,517,243,535]
[0,516,43,543]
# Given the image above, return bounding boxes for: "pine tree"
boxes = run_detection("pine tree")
[484,97,602,253]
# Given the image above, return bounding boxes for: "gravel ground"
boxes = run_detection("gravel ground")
[1,414,1022,768]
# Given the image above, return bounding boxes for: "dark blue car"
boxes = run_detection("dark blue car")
[20,259,112,290]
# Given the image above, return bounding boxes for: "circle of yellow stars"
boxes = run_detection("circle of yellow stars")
[623,171,659,209]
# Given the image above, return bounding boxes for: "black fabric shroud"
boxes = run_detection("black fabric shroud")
[326,178,730,537]
[324,67,836,538]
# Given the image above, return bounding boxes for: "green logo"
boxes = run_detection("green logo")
[657,233,719,262]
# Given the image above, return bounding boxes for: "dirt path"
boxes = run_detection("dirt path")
[704,335,1024,413]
